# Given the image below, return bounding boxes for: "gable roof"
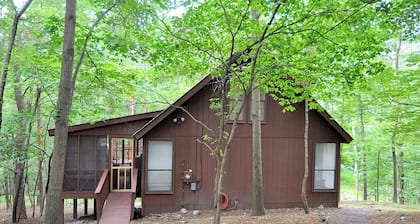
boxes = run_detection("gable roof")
[132,75,353,143]
[48,111,160,136]
[48,75,352,143]
[132,75,212,138]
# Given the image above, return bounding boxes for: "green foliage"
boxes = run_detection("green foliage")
[0,0,419,208]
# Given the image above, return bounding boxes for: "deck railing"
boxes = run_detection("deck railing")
[94,168,110,221]
[130,168,138,219]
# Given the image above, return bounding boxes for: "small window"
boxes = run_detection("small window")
[228,92,267,123]
[228,98,246,121]
[314,143,336,191]
[147,140,173,193]
[136,138,143,158]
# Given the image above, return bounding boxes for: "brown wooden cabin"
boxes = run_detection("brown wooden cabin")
[49,76,352,221]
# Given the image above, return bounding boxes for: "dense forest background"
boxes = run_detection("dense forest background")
[0,0,418,222]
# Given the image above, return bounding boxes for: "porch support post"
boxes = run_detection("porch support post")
[93,199,97,218]
[61,199,65,224]
[73,199,77,219]
[84,199,88,215]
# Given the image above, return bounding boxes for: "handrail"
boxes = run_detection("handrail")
[95,168,110,194]
[94,169,110,222]
[131,168,138,193]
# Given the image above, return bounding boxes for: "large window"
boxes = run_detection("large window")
[314,143,336,191]
[147,140,173,193]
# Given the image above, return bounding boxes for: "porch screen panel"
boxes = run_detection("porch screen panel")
[96,136,109,183]
[147,140,173,192]
[64,136,78,191]
[314,143,336,190]
[79,136,96,191]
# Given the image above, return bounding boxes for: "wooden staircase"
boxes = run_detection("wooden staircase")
[98,192,134,224]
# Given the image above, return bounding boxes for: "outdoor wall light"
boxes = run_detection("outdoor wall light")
[172,116,185,125]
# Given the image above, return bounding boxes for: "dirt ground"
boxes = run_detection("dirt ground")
[137,205,420,224]
[0,202,419,224]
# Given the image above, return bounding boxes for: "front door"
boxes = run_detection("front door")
[111,138,133,191]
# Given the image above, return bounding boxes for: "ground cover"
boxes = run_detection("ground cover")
[0,201,419,223]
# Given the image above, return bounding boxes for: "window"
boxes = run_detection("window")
[147,140,173,192]
[228,91,266,122]
[314,143,336,190]
[136,138,143,158]
[228,97,246,121]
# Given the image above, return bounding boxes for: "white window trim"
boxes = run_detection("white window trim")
[313,143,337,191]
[146,139,174,194]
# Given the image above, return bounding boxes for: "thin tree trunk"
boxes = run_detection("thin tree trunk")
[44,1,77,223]
[391,121,398,203]
[351,126,359,200]
[213,78,228,224]
[0,0,33,132]
[358,99,367,200]
[301,99,309,214]
[251,86,264,216]
[375,150,380,202]
[26,180,34,210]
[36,91,45,216]
[213,158,222,224]
[32,173,38,218]
[391,38,402,205]
[399,151,404,204]
[5,175,11,210]
[212,77,242,224]
[249,9,265,217]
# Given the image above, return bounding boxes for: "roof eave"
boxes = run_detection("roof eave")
[48,110,161,136]
[132,75,212,139]
[319,111,353,143]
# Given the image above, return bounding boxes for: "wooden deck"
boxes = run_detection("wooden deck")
[99,192,133,224]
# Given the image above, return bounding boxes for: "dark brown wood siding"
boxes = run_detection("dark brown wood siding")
[141,84,346,214]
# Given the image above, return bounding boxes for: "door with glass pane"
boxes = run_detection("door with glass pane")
[111,138,133,191]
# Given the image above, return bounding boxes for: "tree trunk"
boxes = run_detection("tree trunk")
[0,0,33,132]
[36,96,45,216]
[399,151,404,204]
[4,175,11,210]
[12,71,29,223]
[391,122,398,203]
[13,163,27,222]
[391,38,402,205]
[358,99,367,200]
[375,150,380,202]
[249,9,265,216]
[351,126,359,200]
[44,0,77,223]
[212,78,242,224]
[301,99,310,214]
[26,181,34,210]
[213,157,222,224]
[251,87,264,216]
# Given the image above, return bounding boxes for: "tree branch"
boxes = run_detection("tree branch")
[160,19,225,64]
[389,97,420,107]
[196,139,214,152]
[72,1,119,85]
